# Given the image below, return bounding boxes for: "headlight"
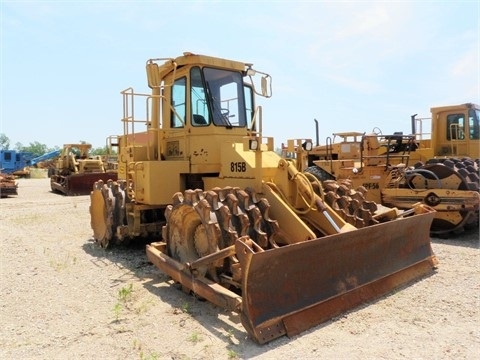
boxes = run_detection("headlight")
[249,139,259,151]
[302,141,313,151]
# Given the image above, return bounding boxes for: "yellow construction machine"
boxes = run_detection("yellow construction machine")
[50,143,118,196]
[89,53,437,344]
[306,103,480,235]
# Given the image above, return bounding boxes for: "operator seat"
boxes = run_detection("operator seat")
[192,114,207,125]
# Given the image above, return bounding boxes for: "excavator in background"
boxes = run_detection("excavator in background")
[50,143,117,196]
[306,103,479,235]
[89,53,437,344]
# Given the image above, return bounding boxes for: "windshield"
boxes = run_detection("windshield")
[202,67,247,128]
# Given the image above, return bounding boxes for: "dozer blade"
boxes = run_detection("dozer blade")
[236,208,437,344]
[55,172,117,196]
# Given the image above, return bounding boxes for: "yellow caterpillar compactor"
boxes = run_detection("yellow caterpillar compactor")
[306,103,480,236]
[89,53,437,344]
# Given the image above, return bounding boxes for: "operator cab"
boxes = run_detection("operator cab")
[429,103,480,157]
[160,58,257,163]
[130,53,272,175]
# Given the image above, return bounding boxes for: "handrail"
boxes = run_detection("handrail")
[448,123,465,156]
[359,134,416,171]
[248,105,263,138]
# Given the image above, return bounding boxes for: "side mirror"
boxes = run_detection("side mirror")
[146,62,160,88]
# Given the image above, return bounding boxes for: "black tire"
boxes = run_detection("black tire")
[304,165,335,182]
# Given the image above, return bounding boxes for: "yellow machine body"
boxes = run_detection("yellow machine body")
[307,103,479,235]
[89,53,437,343]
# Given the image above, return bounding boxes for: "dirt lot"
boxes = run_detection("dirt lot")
[1,177,479,359]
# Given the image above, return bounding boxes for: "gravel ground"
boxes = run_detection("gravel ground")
[1,177,479,359]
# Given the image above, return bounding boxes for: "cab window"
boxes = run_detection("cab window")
[446,113,465,140]
[468,108,480,140]
[171,77,186,128]
[190,67,210,126]
[244,84,254,127]
[203,68,247,128]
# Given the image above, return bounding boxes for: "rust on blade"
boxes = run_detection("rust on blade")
[52,172,117,196]
[236,209,437,344]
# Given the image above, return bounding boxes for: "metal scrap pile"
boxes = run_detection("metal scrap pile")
[0,173,18,198]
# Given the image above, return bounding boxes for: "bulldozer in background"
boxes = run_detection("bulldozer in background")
[305,103,479,236]
[50,143,118,196]
[89,52,438,344]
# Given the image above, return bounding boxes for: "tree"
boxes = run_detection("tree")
[91,146,117,156]
[15,141,52,158]
[0,133,10,150]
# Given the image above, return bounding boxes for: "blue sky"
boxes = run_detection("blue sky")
[1,1,479,150]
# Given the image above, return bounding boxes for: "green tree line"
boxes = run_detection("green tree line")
[0,133,114,157]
